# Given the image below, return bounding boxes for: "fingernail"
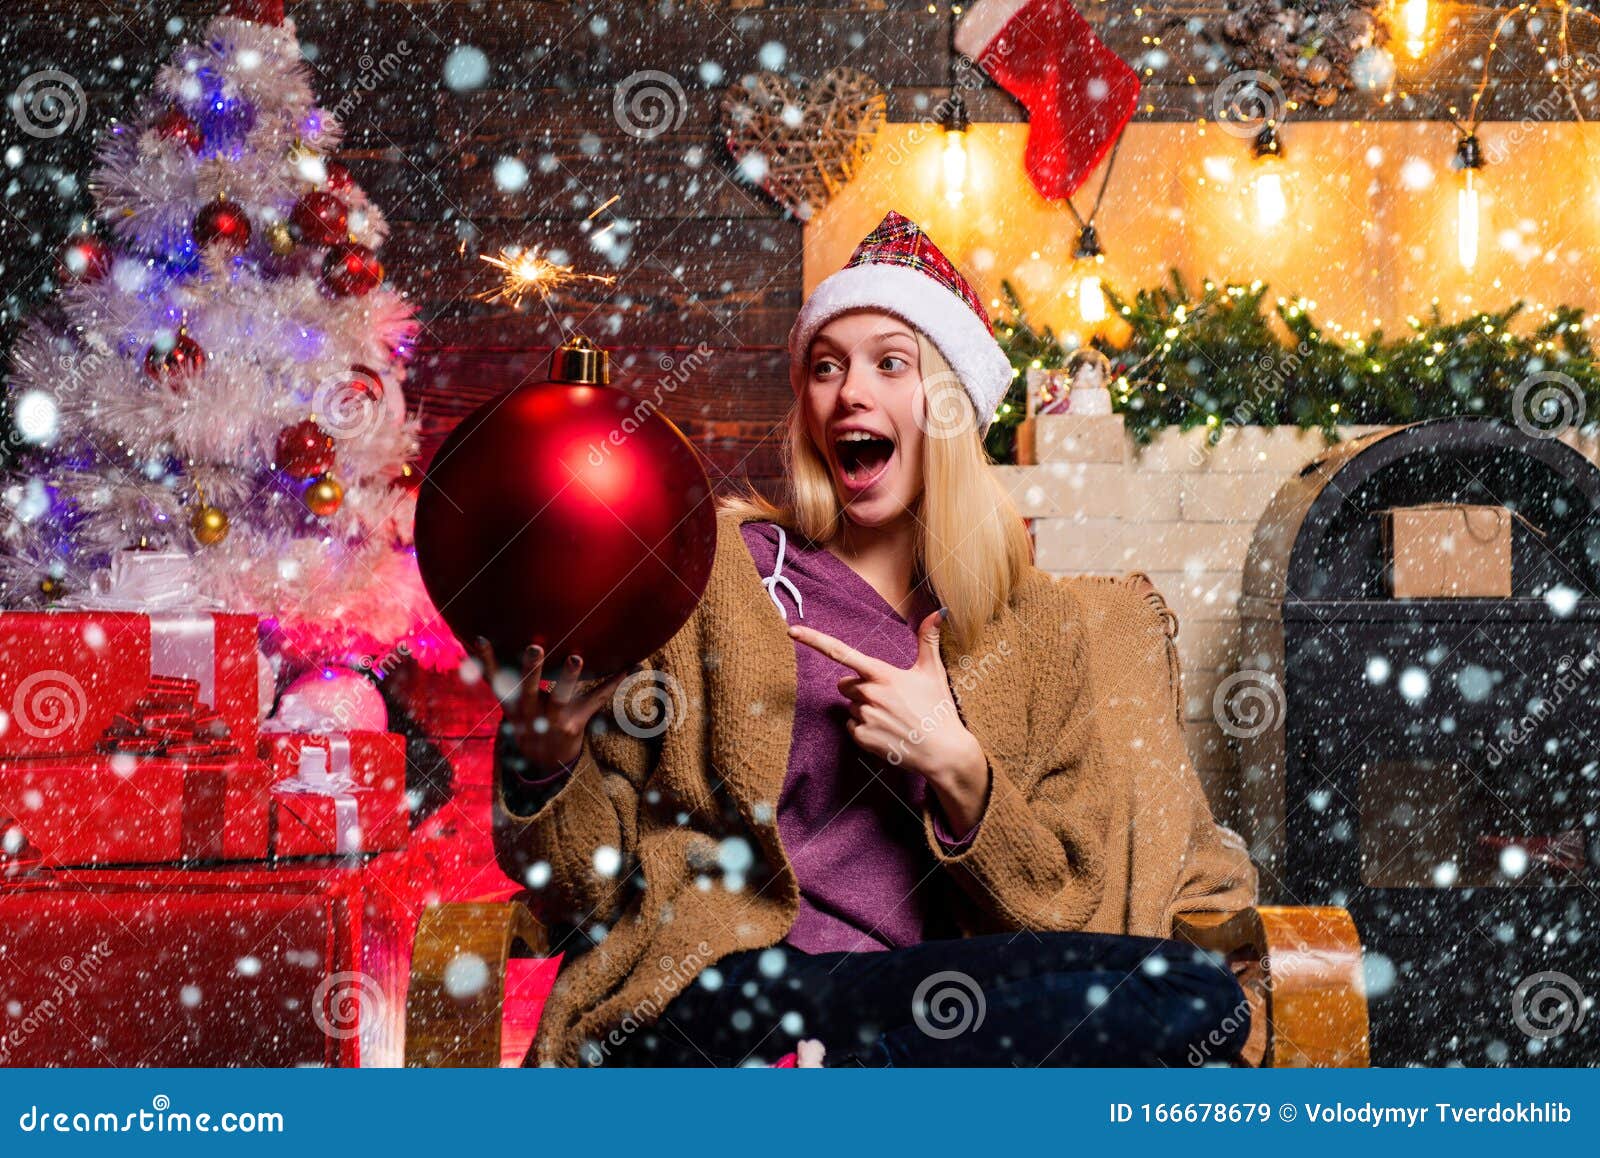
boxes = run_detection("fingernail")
[937,606,949,621]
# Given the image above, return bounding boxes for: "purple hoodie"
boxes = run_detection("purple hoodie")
[740,521,978,954]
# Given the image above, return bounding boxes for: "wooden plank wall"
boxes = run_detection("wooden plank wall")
[1,0,1587,490]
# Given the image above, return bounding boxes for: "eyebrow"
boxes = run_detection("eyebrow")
[811,329,917,352]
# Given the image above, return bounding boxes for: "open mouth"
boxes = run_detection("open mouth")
[834,432,896,491]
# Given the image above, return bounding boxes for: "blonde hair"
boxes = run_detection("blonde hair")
[718,330,1033,654]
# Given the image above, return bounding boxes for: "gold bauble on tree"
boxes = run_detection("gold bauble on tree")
[266,221,295,256]
[190,503,229,546]
[305,473,343,517]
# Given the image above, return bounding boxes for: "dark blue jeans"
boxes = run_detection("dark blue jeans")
[598,930,1251,1067]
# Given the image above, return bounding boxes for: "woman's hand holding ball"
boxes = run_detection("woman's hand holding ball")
[471,638,631,774]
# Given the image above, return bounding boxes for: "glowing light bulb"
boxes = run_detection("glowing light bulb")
[1455,133,1484,271]
[1458,169,1480,269]
[942,127,968,207]
[1401,0,1429,58]
[1073,224,1108,325]
[1078,271,1107,324]
[940,92,971,209]
[1250,123,1288,230]
[1254,170,1288,229]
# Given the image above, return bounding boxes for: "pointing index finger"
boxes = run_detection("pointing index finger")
[787,623,888,679]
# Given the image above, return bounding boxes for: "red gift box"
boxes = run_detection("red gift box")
[0,611,261,758]
[259,730,405,793]
[264,732,408,856]
[0,752,272,867]
[271,785,407,857]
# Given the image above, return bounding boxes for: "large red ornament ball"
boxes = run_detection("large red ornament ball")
[324,160,353,192]
[153,106,203,152]
[321,243,383,296]
[290,190,349,246]
[58,234,112,284]
[194,198,252,250]
[144,331,206,386]
[276,419,337,479]
[413,342,717,678]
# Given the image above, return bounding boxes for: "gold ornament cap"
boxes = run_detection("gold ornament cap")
[549,334,609,385]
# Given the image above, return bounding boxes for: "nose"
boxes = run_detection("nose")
[837,361,874,411]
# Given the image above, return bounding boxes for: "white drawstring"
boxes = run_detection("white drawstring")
[761,523,804,621]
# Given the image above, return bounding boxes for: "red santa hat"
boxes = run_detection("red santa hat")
[788,211,1013,436]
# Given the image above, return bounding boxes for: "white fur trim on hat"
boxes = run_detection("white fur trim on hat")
[788,263,1014,436]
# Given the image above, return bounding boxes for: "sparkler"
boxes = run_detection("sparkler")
[476,246,616,308]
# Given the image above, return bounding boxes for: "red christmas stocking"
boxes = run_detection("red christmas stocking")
[955,0,1140,202]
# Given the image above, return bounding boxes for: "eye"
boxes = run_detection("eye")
[879,354,909,372]
[812,356,842,377]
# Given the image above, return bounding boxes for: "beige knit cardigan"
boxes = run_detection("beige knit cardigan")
[494,507,1258,1067]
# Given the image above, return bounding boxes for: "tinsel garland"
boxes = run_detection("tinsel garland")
[993,272,1600,456]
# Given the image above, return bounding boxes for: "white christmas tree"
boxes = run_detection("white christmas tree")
[2,1,461,673]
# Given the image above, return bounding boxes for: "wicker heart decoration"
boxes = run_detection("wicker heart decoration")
[721,67,886,221]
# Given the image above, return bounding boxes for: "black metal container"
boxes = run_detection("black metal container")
[1237,417,1600,1065]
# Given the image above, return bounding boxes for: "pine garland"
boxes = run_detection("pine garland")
[993,271,1600,457]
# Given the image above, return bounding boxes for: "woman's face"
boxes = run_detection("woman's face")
[801,310,925,526]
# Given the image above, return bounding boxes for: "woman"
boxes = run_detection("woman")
[484,211,1259,1068]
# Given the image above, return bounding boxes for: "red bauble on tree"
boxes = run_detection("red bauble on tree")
[391,461,422,494]
[194,197,252,250]
[324,160,353,192]
[276,419,337,479]
[413,335,717,677]
[153,106,203,153]
[144,331,206,386]
[290,191,348,246]
[58,234,112,284]
[321,243,383,296]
